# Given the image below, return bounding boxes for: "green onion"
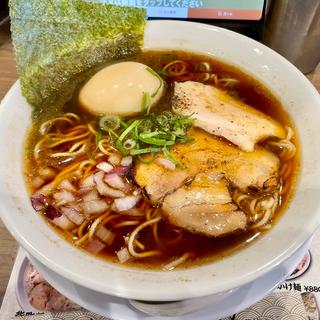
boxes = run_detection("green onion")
[95,132,103,143]
[139,119,153,132]
[99,115,121,132]
[162,145,185,169]
[118,119,141,141]
[138,153,156,164]
[123,139,136,150]
[156,69,170,77]
[162,111,175,121]
[157,115,170,130]
[130,147,162,155]
[174,117,194,126]
[139,131,163,139]
[177,136,194,143]
[138,135,174,146]
[115,140,127,156]
[104,110,195,167]
[141,92,152,114]
[173,128,185,136]
[120,120,129,128]
[146,67,163,97]
[107,128,119,138]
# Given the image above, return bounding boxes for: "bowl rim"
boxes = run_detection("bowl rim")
[1,20,320,301]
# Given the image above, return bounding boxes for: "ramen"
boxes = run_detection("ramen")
[25,50,298,270]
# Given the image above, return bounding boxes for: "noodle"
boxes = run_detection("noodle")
[127,216,161,258]
[89,210,111,240]
[197,73,210,82]
[163,60,188,76]
[113,220,140,228]
[78,220,90,238]
[33,135,51,160]
[75,232,89,246]
[252,209,273,228]
[266,127,296,161]
[101,214,121,226]
[51,141,87,158]
[98,138,112,155]
[233,190,279,229]
[197,62,211,72]
[217,78,239,87]
[64,125,88,136]
[210,73,218,85]
[88,123,99,135]
[163,252,190,271]
[39,113,80,135]
[152,222,161,246]
[134,239,145,251]
[279,182,290,196]
[249,198,258,216]
[48,132,90,148]
[162,60,239,88]
[55,161,82,179]
[79,160,97,171]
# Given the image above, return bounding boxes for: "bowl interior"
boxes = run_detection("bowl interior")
[1,20,320,301]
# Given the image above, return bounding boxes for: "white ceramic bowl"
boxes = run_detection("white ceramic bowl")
[25,238,310,319]
[1,20,320,302]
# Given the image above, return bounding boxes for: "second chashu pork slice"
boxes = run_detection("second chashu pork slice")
[172,81,286,152]
[162,173,247,237]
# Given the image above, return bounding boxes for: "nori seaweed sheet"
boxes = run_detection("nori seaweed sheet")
[9,0,146,117]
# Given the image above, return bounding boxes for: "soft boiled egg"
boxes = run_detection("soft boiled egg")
[79,62,164,116]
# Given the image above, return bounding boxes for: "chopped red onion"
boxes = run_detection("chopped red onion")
[120,156,133,167]
[38,167,57,180]
[44,205,62,220]
[66,203,82,212]
[31,176,45,189]
[108,154,121,166]
[80,174,95,188]
[94,171,125,198]
[114,195,140,212]
[52,214,74,230]
[81,199,109,215]
[35,182,55,196]
[95,226,115,245]
[116,247,132,263]
[31,194,49,211]
[82,189,100,202]
[109,166,131,176]
[58,179,76,192]
[61,207,84,225]
[103,186,125,198]
[96,161,113,173]
[53,190,75,206]
[85,239,106,254]
[76,188,94,197]
[156,158,176,170]
[104,174,128,191]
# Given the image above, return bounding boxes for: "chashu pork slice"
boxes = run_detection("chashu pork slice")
[172,81,286,152]
[162,173,247,237]
[135,129,281,204]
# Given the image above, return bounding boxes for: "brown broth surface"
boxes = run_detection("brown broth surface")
[24,50,300,269]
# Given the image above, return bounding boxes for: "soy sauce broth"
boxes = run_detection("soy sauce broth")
[24,50,299,269]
